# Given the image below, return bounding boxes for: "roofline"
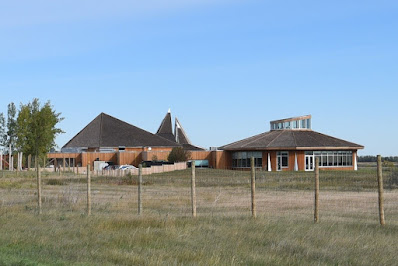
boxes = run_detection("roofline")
[270,115,311,124]
[175,117,192,145]
[220,146,364,151]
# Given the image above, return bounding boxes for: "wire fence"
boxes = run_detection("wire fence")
[1,163,398,225]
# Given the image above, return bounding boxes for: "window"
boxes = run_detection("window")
[277,151,289,168]
[232,151,262,168]
[301,119,306,129]
[307,151,352,167]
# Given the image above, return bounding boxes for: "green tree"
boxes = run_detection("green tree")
[16,99,64,160]
[167,147,191,163]
[5,102,17,151]
[0,112,5,148]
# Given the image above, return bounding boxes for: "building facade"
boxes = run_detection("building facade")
[219,115,364,171]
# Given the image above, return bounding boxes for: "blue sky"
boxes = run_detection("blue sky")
[0,0,397,156]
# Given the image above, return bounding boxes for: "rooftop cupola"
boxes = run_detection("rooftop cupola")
[270,115,312,131]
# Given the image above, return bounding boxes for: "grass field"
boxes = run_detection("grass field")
[1,168,398,265]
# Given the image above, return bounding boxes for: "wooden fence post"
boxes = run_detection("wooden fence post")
[138,164,142,215]
[191,161,197,218]
[314,157,320,223]
[87,162,91,216]
[251,157,256,218]
[36,158,42,215]
[377,155,385,226]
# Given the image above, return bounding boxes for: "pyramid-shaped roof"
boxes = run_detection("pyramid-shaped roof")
[156,111,175,142]
[63,113,180,148]
[219,130,364,151]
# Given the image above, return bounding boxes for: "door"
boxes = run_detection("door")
[305,155,314,171]
[277,156,282,171]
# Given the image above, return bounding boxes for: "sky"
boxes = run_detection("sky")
[0,0,397,156]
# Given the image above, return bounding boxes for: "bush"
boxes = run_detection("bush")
[167,147,191,163]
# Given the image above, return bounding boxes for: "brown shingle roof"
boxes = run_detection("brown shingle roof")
[63,113,180,148]
[156,112,175,142]
[219,130,364,150]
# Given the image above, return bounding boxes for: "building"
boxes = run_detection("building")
[218,115,364,171]
[48,111,203,168]
[47,113,363,171]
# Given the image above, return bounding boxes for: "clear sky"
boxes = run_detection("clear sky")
[0,0,397,156]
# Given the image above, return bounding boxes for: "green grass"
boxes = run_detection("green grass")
[0,211,397,265]
[1,168,398,265]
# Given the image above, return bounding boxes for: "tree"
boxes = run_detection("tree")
[5,102,17,152]
[0,112,5,148]
[167,147,191,163]
[16,98,64,160]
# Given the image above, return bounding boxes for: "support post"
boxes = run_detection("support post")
[16,152,19,172]
[314,157,320,223]
[9,144,12,171]
[0,151,2,171]
[36,158,42,215]
[191,161,197,218]
[354,152,358,171]
[63,157,66,173]
[28,154,31,171]
[251,157,256,218]
[87,162,91,216]
[377,155,385,226]
[138,164,142,215]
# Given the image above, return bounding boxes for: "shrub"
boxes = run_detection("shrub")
[167,147,191,163]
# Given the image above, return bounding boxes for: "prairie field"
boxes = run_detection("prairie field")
[1,167,398,265]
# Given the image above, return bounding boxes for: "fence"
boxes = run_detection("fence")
[1,156,398,226]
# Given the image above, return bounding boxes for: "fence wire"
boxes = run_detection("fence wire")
[1,166,398,225]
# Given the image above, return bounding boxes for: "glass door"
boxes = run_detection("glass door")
[277,156,282,171]
[305,155,314,171]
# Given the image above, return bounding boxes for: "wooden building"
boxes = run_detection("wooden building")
[218,115,364,171]
[48,111,204,168]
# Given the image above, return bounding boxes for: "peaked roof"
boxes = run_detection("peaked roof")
[63,113,180,148]
[156,111,175,142]
[175,118,191,145]
[219,130,364,151]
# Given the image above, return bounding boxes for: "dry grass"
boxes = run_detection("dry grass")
[1,168,398,265]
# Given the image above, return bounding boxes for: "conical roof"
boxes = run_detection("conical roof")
[156,110,175,142]
[219,130,364,150]
[63,113,180,148]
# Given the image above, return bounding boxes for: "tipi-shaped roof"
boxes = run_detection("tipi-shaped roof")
[175,118,191,145]
[155,110,205,151]
[156,110,175,142]
[63,113,180,148]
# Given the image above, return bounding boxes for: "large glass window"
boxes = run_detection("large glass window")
[308,151,353,167]
[232,151,262,168]
[271,118,311,130]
